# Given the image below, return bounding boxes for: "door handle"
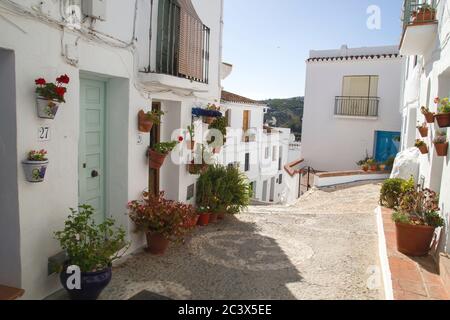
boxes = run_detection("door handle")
[91,170,99,178]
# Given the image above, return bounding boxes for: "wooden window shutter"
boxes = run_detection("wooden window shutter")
[177,0,204,81]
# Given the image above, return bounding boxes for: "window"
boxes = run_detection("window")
[265,147,270,159]
[272,146,277,161]
[243,110,250,142]
[225,109,231,127]
[250,181,256,198]
[245,153,250,172]
[187,183,195,201]
[342,75,378,97]
[279,174,283,184]
[278,146,283,170]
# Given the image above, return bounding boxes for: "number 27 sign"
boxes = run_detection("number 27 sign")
[38,126,51,141]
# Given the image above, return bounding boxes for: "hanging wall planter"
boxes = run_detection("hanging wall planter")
[192,106,222,125]
[420,107,435,124]
[415,140,429,154]
[34,75,70,120]
[434,97,450,128]
[433,131,448,157]
[36,97,60,119]
[22,150,48,183]
[138,109,164,133]
[435,113,450,128]
[148,139,182,170]
[417,123,428,138]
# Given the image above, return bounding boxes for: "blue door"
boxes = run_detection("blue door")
[375,131,401,163]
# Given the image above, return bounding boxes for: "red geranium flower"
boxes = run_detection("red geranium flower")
[178,136,184,142]
[55,87,66,97]
[35,78,46,86]
[56,74,70,84]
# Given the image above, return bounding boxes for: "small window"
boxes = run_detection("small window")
[245,153,250,172]
[279,174,283,184]
[187,183,195,201]
[225,109,231,127]
[278,146,283,170]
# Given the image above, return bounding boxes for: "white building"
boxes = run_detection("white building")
[398,0,450,255]
[219,91,295,204]
[0,0,224,299]
[301,45,405,172]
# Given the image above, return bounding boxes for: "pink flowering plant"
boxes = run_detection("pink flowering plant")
[28,149,48,162]
[35,74,70,103]
[128,191,196,241]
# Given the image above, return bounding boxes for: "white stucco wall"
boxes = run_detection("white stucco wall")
[0,0,223,299]
[399,1,450,253]
[301,46,405,172]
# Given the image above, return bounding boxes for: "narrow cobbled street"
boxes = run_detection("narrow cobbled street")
[102,181,383,300]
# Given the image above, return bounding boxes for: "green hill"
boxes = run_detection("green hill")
[262,97,304,141]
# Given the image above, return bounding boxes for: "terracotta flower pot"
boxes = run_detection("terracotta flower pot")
[369,165,377,172]
[148,149,167,169]
[197,213,210,226]
[413,10,436,24]
[36,97,60,119]
[435,113,450,128]
[188,215,200,228]
[209,213,219,224]
[138,110,154,133]
[187,163,207,175]
[361,165,369,172]
[379,164,386,172]
[434,142,449,157]
[417,145,429,154]
[423,112,435,124]
[418,126,428,138]
[218,213,225,220]
[203,116,215,125]
[146,233,170,255]
[395,223,436,257]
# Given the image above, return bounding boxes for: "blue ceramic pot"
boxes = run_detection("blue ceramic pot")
[60,265,112,300]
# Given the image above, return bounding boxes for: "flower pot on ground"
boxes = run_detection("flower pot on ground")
[361,164,369,172]
[209,213,219,224]
[378,164,386,171]
[128,192,195,255]
[35,75,70,119]
[421,106,435,124]
[22,149,49,183]
[366,158,377,171]
[417,122,429,138]
[218,212,225,220]
[392,188,444,256]
[415,140,429,154]
[54,205,128,300]
[197,211,211,226]
[148,138,182,169]
[433,131,448,157]
[434,97,450,128]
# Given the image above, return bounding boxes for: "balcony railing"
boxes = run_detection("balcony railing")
[155,0,210,84]
[335,96,379,117]
[402,0,438,29]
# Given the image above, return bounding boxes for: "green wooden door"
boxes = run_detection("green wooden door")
[79,79,106,225]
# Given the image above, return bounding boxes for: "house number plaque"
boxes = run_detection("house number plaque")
[38,126,51,141]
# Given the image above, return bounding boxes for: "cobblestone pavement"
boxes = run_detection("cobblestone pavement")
[101,181,384,300]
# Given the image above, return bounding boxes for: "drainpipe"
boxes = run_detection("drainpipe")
[148,0,154,72]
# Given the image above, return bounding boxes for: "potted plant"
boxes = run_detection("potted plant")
[35,74,70,119]
[384,156,396,171]
[366,158,378,171]
[138,109,164,133]
[128,192,195,255]
[208,117,227,153]
[186,125,196,150]
[54,205,128,300]
[415,139,429,154]
[417,122,429,137]
[357,154,370,171]
[392,188,444,256]
[22,149,49,183]
[380,177,415,209]
[148,137,183,169]
[379,163,386,171]
[421,106,435,124]
[204,104,222,124]
[433,130,448,157]
[196,207,211,226]
[411,3,436,24]
[221,165,251,217]
[434,97,450,128]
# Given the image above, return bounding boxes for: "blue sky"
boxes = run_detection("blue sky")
[221,0,404,100]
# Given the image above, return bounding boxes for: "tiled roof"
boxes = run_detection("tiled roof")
[221,90,265,106]
[307,53,401,63]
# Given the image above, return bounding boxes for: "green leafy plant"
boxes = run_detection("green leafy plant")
[206,103,221,111]
[208,117,228,145]
[28,149,48,161]
[366,158,376,166]
[356,152,371,166]
[380,177,415,209]
[128,192,195,241]
[35,74,70,103]
[54,205,128,273]
[153,138,182,154]
[393,188,444,228]
[145,110,165,125]
[435,97,450,114]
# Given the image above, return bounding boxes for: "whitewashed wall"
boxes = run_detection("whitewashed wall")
[400,1,450,253]
[301,46,404,172]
